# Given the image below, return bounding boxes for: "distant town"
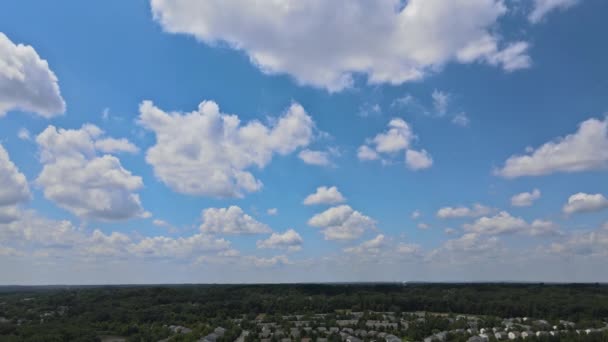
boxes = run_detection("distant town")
[1,284,608,341]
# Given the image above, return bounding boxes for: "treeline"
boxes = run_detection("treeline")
[0,283,607,341]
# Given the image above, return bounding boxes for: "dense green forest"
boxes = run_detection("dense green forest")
[1,283,607,341]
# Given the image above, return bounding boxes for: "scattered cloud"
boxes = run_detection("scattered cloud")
[138,100,315,198]
[267,208,278,216]
[0,144,31,222]
[35,124,145,221]
[511,189,541,207]
[357,145,380,161]
[94,137,139,154]
[418,223,430,230]
[303,186,346,206]
[529,0,580,23]
[257,229,303,251]
[0,32,65,118]
[151,0,530,92]
[451,112,470,127]
[411,210,421,220]
[244,255,290,268]
[405,149,433,170]
[199,206,272,235]
[358,103,382,118]
[432,90,449,116]
[549,223,608,257]
[444,233,499,253]
[495,117,608,178]
[437,203,494,219]
[358,118,432,169]
[298,149,333,167]
[463,211,558,236]
[562,192,608,215]
[344,234,386,254]
[308,205,376,240]
[17,128,31,141]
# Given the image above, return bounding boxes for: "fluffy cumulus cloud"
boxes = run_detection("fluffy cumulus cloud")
[35,124,145,221]
[308,205,376,240]
[529,0,580,23]
[511,189,541,207]
[0,210,82,249]
[405,149,433,170]
[256,229,303,251]
[562,193,608,215]
[496,117,608,178]
[0,144,30,223]
[298,149,332,167]
[138,100,314,198]
[359,118,432,169]
[437,203,494,219]
[464,211,557,236]
[150,0,530,92]
[303,186,346,206]
[199,206,271,235]
[0,32,65,117]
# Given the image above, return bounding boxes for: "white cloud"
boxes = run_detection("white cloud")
[529,0,579,23]
[358,103,382,118]
[417,223,430,230]
[199,206,271,235]
[372,118,414,153]
[0,144,30,211]
[308,205,376,240]
[432,90,449,116]
[267,208,278,216]
[562,192,608,215]
[0,210,81,248]
[359,118,432,169]
[257,229,303,251]
[298,149,332,167]
[303,186,346,206]
[452,112,470,127]
[463,211,558,236]
[439,233,501,256]
[35,125,145,221]
[0,32,65,118]
[357,145,380,161]
[444,228,457,235]
[405,149,433,170]
[245,255,290,268]
[85,230,132,257]
[17,128,31,141]
[549,224,608,257]
[344,234,386,254]
[511,189,541,207]
[138,100,314,198]
[437,203,494,219]
[129,234,230,259]
[0,206,20,224]
[94,138,139,154]
[151,0,530,92]
[496,117,608,178]
[411,210,421,220]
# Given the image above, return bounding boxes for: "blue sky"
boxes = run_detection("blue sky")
[1,0,608,284]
